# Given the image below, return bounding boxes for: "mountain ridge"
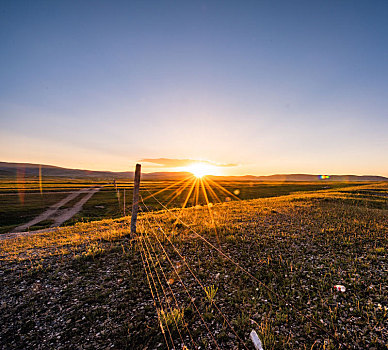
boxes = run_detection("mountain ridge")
[1,161,387,181]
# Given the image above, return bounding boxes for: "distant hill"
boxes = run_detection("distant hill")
[1,161,387,181]
[215,174,388,182]
[0,162,190,180]
[0,161,131,179]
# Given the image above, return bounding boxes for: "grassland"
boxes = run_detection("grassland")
[0,181,387,349]
[0,177,359,234]
[0,179,106,233]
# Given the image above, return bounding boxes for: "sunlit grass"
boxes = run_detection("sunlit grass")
[1,182,387,349]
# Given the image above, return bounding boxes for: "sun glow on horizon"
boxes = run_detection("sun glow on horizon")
[185,162,221,178]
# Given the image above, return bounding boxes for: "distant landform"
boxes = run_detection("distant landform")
[1,161,387,182]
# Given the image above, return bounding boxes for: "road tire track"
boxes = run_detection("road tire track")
[11,186,101,233]
[50,187,101,227]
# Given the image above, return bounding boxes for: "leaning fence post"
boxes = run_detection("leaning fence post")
[123,189,126,216]
[131,163,141,235]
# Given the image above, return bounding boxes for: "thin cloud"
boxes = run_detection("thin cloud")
[140,158,237,168]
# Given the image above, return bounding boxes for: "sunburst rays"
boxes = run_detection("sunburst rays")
[142,175,242,241]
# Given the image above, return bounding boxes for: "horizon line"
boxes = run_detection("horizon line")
[1,160,388,179]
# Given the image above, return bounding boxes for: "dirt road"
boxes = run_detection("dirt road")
[50,187,101,226]
[11,186,101,233]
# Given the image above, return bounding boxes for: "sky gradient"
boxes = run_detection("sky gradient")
[1,1,387,176]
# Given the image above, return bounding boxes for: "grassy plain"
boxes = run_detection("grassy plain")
[0,177,359,234]
[0,179,106,233]
[0,181,387,349]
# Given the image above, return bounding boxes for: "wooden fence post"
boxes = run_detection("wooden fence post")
[123,189,126,216]
[131,164,141,235]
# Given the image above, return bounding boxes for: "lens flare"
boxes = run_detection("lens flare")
[185,162,219,178]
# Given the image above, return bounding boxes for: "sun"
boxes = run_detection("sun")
[185,162,219,178]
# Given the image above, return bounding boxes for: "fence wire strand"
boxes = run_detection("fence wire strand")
[140,184,348,349]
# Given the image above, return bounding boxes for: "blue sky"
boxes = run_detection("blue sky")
[1,0,387,175]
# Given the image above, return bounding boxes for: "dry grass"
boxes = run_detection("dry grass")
[0,183,387,349]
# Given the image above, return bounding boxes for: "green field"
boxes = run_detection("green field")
[0,177,364,234]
